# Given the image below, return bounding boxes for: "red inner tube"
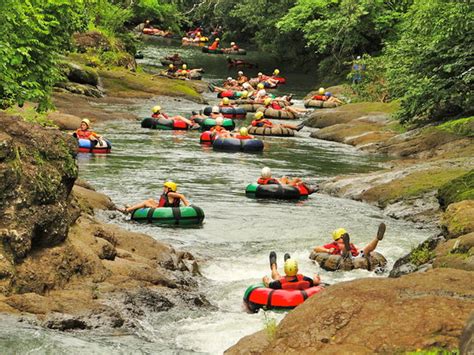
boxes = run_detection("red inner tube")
[247,286,323,308]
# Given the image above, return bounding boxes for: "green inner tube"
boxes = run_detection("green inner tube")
[130,205,205,226]
[199,117,235,131]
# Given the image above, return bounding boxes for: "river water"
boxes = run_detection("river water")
[0,39,435,354]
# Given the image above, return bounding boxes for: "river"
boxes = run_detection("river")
[0,38,435,354]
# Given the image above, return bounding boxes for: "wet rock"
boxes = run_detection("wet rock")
[226,269,474,354]
[95,238,116,261]
[433,232,474,271]
[123,288,175,315]
[460,312,474,354]
[188,71,203,80]
[64,63,99,86]
[72,184,115,214]
[43,313,88,330]
[441,200,474,238]
[55,82,103,98]
[390,233,445,278]
[47,112,82,130]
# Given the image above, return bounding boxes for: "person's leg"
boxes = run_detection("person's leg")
[269,251,281,280]
[125,198,158,212]
[362,223,386,256]
[174,115,193,126]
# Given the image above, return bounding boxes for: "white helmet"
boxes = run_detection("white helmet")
[238,71,243,75]
[212,106,220,113]
[261,167,271,178]
[227,77,233,81]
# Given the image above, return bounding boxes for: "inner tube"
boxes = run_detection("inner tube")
[200,131,215,144]
[217,90,241,100]
[78,138,112,154]
[213,137,264,153]
[303,99,338,109]
[141,117,189,130]
[222,48,247,55]
[257,107,297,120]
[130,205,205,226]
[273,77,286,84]
[245,183,310,200]
[203,106,247,119]
[194,117,235,131]
[236,103,264,112]
[243,283,324,313]
[309,251,387,272]
[202,46,224,54]
[247,126,295,137]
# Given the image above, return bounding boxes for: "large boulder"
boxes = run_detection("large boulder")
[441,200,474,238]
[0,113,78,264]
[64,63,99,86]
[226,268,474,354]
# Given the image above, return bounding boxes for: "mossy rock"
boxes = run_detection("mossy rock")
[436,116,474,137]
[437,170,474,209]
[433,232,474,271]
[66,63,99,86]
[441,200,474,238]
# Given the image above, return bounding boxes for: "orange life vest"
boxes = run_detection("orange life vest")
[279,274,311,290]
[75,129,97,140]
[257,177,280,185]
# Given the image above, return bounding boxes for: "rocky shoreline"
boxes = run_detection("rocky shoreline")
[226,101,473,353]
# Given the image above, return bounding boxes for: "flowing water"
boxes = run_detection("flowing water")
[0,39,435,354]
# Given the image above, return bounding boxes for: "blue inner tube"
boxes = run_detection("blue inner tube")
[212,137,264,153]
[203,106,247,119]
[78,138,112,153]
[141,117,189,130]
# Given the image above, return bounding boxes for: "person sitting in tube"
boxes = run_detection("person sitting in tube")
[230,41,240,50]
[151,105,198,128]
[256,72,279,88]
[271,68,281,79]
[119,181,190,214]
[313,224,386,259]
[209,105,224,119]
[166,64,177,75]
[311,87,344,105]
[208,37,220,50]
[232,126,254,140]
[237,71,248,85]
[251,112,304,131]
[263,252,320,290]
[210,116,231,138]
[262,97,308,115]
[176,64,190,77]
[72,119,102,146]
[257,166,313,189]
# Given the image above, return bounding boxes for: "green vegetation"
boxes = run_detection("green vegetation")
[437,117,474,138]
[409,244,435,266]
[262,311,278,341]
[438,171,474,209]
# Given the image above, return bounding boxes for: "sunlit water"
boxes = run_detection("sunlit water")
[0,39,435,354]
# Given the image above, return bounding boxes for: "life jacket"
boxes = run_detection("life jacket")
[279,274,311,290]
[235,134,252,140]
[209,41,219,50]
[75,129,97,140]
[327,241,359,257]
[231,45,240,50]
[210,125,225,133]
[252,119,272,127]
[257,177,280,185]
[271,102,282,110]
[158,192,180,208]
[312,95,328,101]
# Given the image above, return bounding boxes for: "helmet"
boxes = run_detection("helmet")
[241,90,248,99]
[238,71,243,75]
[215,117,224,125]
[257,72,263,76]
[325,92,332,97]
[273,69,280,75]
[145,20,150,24]
[231,42,236,46]
[211,106,220,113]
[197,32,201,36]
[152,105,161,113]
[182,64,187,70]
[264,98,272,106]
[239,127,248,136]
[163,181,177,192]
[261,166,271,178]
[169,64,174,68]
[332,228,347,240]
[254,111,264,120]
[257,83,264,89]
[284,259,298,277]
[318,87,325,95]
[81,118,91,128]
[222,97,230,105]
[216,38,220,41]
[227,77,232,81]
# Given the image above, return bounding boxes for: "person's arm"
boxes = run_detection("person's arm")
[313,245,335,253]
[302,276,314,287]
[262,276,271,287]
[168,192,190,206]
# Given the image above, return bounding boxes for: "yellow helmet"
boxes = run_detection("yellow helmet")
[264,98,272,106]
[81,118,91,128]
[197,32,201,36]
[332,228,347,240]
[257,83,264,89]
[254,111,264,120]
[239,127,248,136]
[216,38,220,41]
[241,90,248,99]
[182,64,187,70]
[318,87,325,95]
[222,97,230,105]
[169,64,174,68]
[273,69,280,75]
[152,105,161,113]
[163,181,177,192]
[284,259,298,276]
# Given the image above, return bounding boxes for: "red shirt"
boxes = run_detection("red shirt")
[323,241,359,257]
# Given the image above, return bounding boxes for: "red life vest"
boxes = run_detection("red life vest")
[257,177,280,185]
[235,135,252,140]
[209,41,219,50]
[271,102,282,110]
[158,193,180,208]
[312,95,328,101]
[75,129,96,139]
[279,274,311,290]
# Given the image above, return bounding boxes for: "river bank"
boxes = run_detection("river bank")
[226,99,474,353]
